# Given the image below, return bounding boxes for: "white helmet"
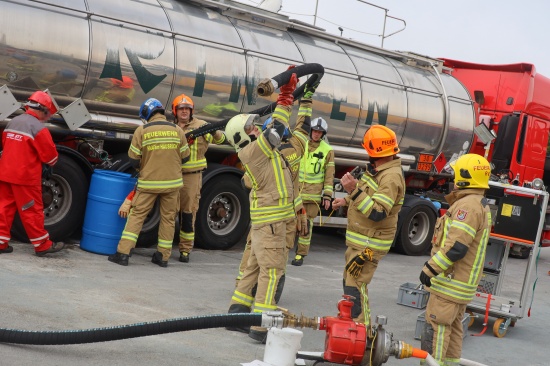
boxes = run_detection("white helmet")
[225,114,260,152]
[311,117,328,137]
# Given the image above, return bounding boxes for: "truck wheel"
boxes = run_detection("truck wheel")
[195,176,250,250]
[11,155,88,242]
[394,205,436,256]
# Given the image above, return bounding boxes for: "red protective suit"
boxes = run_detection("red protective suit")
[0,110,58,252]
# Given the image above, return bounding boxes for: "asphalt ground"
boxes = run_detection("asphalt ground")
[1,229,549,366]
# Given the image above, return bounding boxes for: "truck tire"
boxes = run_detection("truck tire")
[394,204,436,256]
[11,155,88,242]
[195,176,250,250]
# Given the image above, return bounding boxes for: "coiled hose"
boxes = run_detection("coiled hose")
[186,63,325,140]
[0,313,261,345]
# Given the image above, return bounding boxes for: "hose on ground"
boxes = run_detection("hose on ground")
[0,313,261,345]
[186,63,325,140]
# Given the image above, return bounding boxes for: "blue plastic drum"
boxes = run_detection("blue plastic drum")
[80,170,136,255]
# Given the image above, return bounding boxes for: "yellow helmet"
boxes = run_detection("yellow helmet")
[450,154,491,189]
[225,114,260,152]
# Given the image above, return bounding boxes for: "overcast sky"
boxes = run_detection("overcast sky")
[237,0,550,76]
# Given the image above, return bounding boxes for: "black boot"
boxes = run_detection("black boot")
[108,252,129,266]
[226,304,251,333]
[0,245,14,254]
[249,326,268,344]
[36,242,65,257]
[179,252,190,263]
[151,251,168,268]
[291,254,304,266]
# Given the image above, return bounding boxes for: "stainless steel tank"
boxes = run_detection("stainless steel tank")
[0,0,475,165]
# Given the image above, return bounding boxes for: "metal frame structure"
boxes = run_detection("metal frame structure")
[467,181,548,337]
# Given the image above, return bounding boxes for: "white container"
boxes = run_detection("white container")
[263,328,303,366]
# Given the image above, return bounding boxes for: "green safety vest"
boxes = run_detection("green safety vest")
[299,140,332,184]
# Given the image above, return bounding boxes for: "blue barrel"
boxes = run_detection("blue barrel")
[80,170,137,255]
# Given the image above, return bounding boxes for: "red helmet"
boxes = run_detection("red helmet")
[171,93,194,116]
[111,76,134,89]
[27,91,57,115]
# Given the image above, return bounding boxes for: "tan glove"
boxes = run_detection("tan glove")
[296,209,309,237]
[118,198,132,218]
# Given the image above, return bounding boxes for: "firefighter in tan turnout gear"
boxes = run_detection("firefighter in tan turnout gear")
[234,79,320,301]
[226,72,298,343]
[108,98,189,267]
[171,94,225,263]
[419,153,492,366]
[292,116,335,266]
[332,125,405,333]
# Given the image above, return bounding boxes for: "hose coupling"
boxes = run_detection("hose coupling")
[257,78,277,97]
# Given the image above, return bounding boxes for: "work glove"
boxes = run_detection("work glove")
[277,67,297,106]
[419,271,432,288]
[296,209,309,237]
[118,198,132,219]
[42,164,53,180]
[187,136,195,145]
[419,261,438,287]
[303,80,320,100]
[345,247,375,278]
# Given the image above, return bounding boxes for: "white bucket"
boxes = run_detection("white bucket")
[263,327,303,366]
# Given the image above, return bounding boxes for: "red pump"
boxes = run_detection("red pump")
[318,295,367,365]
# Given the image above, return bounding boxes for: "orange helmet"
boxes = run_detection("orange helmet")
[362,125,399,158]
[172,93,194,116]
[26,91,57,115]
[111,76,134,89]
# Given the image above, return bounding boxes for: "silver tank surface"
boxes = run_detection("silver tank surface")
[0,0,475,165]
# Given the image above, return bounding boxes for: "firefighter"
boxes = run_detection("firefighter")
[292,116,335,266]
[171,93,225,263]
[234,79,319,300]
[0,91,65,256]
[419,153,492,366]
[332,125,405,334]
[108,98,189,267]
[225,72,297,343]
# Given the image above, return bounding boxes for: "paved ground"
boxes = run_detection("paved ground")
[1,229,549,366]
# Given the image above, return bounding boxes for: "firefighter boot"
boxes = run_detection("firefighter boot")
[151,251,168,268]
[108,252,129,266]
[249,326,268,344]
[226,304,251,333]
[35,242,65,257]
[179,252,190,263]
[0,245,14,254]
[291,254,304,266]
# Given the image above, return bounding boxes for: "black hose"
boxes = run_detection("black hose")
[0,313,261,345]
[186,63,325,140]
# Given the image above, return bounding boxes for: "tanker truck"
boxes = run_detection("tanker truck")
[1,0,539,256]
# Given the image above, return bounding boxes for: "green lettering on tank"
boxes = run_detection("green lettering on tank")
[229,76,241,103]
[364,101,389,126]
[100,47,166,94]
[193,64,206,97]
[330,99,346,121]
[245,75,257,105]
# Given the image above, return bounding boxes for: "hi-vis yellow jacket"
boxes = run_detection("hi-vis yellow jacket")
[299,139,335,203]
[426,188,491,304]
[344,158,405,252]
[129,114,189,192]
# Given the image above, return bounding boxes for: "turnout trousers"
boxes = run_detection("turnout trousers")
[343,245,388,328]
[117,189,179,261]
[295,202,319,256]
[421,293,467,366]
[0,181,54,252]
[178,172,202,254]
[231,219,293,312]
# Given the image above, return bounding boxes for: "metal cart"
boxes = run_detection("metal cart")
[466,182,548,337]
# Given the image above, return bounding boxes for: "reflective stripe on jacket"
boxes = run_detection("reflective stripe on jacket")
[428,189,492,304]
